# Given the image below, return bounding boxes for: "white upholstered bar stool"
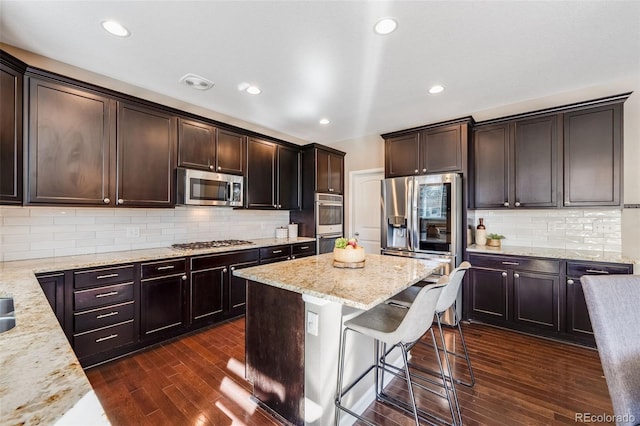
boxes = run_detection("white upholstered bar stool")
[335,283,461,426]
[388,262,475,388]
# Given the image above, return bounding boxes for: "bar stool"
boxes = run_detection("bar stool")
[388,262,475,388]
[334,283,460,425]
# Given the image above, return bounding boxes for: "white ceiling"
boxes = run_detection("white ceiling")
[1,1,639,144]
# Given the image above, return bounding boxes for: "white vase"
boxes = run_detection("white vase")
[475,229,487,246]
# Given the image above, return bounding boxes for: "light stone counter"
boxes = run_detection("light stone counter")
[0,236,314,425]
[234,252,443,310]
[466,244,639,266]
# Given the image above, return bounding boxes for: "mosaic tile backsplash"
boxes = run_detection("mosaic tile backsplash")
[467,209,622,253]
[0,206,290,262]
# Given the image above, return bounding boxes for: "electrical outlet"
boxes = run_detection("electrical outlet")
[307,311,319,336]
[126,226,140,238]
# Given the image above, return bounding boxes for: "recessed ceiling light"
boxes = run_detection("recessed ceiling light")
[428,85,445,94]
[374,18,398,35]
[246,85,261,95]
[319,118,330,125]
[101,20,130,37]
[179,73,214,91]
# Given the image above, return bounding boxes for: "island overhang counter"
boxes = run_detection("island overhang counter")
[233,252,443,425]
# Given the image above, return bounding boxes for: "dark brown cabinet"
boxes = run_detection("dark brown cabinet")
[177,119,245,175]
[117,102,176,207]
[246,137,300,210]
[565,261,632,346]
[140,259,187,339]
[471,115,558,209]
[27,77,115,205]
[0,54,25,205]
[383,119,471,178]
[36,272,65,330]
[316,149,344,194]
[563,103,622,207]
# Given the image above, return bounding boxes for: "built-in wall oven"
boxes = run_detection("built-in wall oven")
[315,193,343,253]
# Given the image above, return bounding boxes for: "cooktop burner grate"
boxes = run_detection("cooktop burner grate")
[171,239,254,250]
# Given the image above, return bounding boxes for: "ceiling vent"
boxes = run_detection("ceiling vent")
[179,73,214,91]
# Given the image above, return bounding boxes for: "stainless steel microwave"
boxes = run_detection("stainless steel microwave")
[176,168,243,206]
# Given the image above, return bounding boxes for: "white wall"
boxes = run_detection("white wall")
[0,206,289,262]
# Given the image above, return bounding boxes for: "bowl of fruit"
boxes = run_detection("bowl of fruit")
[333,237,365,267]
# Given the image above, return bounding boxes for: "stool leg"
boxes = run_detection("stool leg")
[335,327,349,426]
[436,314,463,425]
[399,342,420,425]
[431,327,459,426]
[454,309,475,386]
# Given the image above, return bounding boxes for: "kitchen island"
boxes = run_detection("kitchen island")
[234,252,443,426]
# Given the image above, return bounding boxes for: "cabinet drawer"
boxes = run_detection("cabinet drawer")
[74,265,134,289]
[469,254,559,274]
[260,245,291,261]
[141,258,186,280]
[292,242,315,257]
[74,320,135,359]
[191,249,259,271]
[567,261,632,277]
[74,301,135,333]
[74,282,134,311]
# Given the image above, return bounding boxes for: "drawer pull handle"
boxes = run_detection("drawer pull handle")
[95,291,118,298]
[96,273,119,280]
[156,265,175,271]
[586,269,609,274]
[272,250,283,254]
[501,261,519,265]
[95,334,118,343]
[299,246,309,250]
[96,311,119,319]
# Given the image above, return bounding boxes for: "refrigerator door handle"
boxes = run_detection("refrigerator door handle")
[407,177,414,251]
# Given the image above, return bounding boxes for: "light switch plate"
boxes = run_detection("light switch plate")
[307,311,319,336]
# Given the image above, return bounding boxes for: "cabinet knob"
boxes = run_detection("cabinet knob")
[414,169,419,174]
[287,256,291,260]
[503,202,509,207]
[329,188,333,192]
[117,199,124,205]
[278,204,282,208]
[502,272,508,277]
[181,275,187,281]
[422,168,427,173]
[209,165,214,170]
[230,266,235,271]
[515,202,521,207]
[514,273,520,278]
[567,279,574,285]
[103,198,110,204]
[291,255,296,259]
[217,166,221,171]
[223,268,228,273]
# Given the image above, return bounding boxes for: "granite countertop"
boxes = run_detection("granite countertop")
[466,244,639,266]
[233,252,443,310]
[0,236,314,425]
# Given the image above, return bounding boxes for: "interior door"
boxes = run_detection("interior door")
[350,169,384,254]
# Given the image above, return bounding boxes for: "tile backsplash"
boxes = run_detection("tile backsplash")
[467,209,622,253]
[0,206,290,262]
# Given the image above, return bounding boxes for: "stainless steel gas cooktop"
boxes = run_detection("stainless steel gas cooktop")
[171,239,254,250]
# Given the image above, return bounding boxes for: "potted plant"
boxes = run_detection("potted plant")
[486,233,505,247]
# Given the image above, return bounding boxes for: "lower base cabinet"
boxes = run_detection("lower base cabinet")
[466,253,632,346]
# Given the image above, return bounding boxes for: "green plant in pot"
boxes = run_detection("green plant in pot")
[486,233,505,247]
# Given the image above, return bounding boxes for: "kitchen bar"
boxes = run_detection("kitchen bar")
[233,252,443,425]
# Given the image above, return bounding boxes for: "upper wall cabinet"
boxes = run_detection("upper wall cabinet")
[471,115,558,209]
[27,76,115,206]
[0,54,25,205]
[563,103,622,207]
[117,102,176,207]
[315,148,344,194]
[246,137,300,210]
[382,118,472,178]
[177,118,245,175]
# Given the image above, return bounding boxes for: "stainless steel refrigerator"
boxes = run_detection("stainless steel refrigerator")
[381,173,463,325]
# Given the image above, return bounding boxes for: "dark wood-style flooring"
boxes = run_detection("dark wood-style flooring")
[87,318,613,425]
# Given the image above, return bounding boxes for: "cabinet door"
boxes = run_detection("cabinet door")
[328,153,344,194]
[563,104,622,207]
[191,266,225,323]
[385,133,420,178]
[0,63,22,204]
[316,150,330,193]
[117,102,176,207]
[177,118,215,171]
[28,78,113,205]
[468,267,509,323]
[246,137,276,208]
[37,273,65,328]
[513,116,557,207]
[216,129,245,175]
[512,270,560,332]
[421,125,462,173]
[566,277,594,338]
[140,275,186,338]
[228,259,259,317]
[472,124,510,209]
[277,145,300,210]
